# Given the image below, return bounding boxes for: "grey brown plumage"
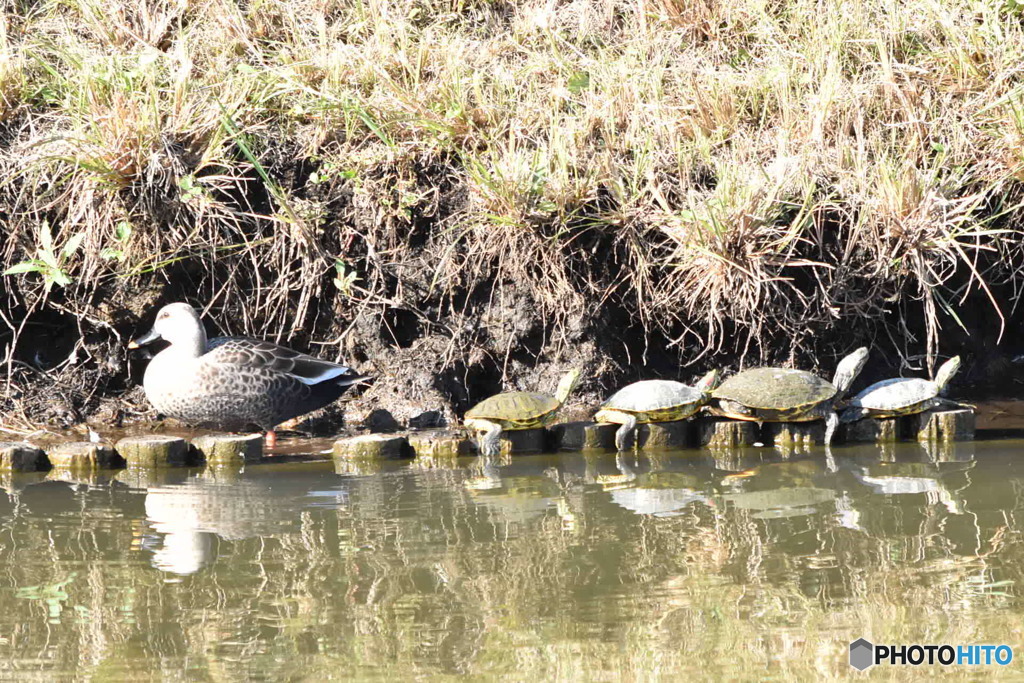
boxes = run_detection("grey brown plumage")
[131,303,368,431]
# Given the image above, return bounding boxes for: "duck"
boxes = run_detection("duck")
[128,302,368,445]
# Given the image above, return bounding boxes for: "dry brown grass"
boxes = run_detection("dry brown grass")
[2,0,1024,424]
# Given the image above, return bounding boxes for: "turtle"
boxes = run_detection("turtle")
[464,369,581,456]
[840,356,963,423]
[709,347,870,446]
[594,370,720,451]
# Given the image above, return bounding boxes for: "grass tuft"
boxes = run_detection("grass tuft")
[1,0,1024,422]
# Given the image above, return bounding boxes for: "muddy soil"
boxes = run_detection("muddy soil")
[4,280,1023,437]
[2,155,1023,434]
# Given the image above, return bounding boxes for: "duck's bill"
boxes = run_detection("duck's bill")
[128,328,161,349]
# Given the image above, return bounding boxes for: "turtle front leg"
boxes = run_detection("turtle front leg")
[823,409,839,447]
[466,418,503,456]
[596,409,638,451]
[813,404,841,464]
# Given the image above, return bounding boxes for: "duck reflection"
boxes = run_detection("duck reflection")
[143,474,298,575]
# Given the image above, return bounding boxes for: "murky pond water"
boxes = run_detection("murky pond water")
[0,439,1022,679]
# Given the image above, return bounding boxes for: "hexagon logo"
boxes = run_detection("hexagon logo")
[849,638,874,671]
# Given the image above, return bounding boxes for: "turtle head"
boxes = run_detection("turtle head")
[934,355,961,395]
[554,368,582,404]
[832,347,869,396]
[695,369,721,394]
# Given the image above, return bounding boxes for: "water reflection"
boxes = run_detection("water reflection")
[596,453,709,517]
[144,480,281,574]
[0,441,1020,678]
[139,465,348,575]
[718,460,837,519]
[464,455,563,525]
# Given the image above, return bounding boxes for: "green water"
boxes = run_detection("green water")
[0,440,1022,680]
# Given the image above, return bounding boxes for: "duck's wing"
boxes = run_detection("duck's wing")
[205,337,369,386]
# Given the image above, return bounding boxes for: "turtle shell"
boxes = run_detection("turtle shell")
[601,380,704,414]
[712,368,836,411]
[465,391,560,424]
[848,378,936,413]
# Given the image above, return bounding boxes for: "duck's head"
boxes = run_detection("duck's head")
[128,302,206,354]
